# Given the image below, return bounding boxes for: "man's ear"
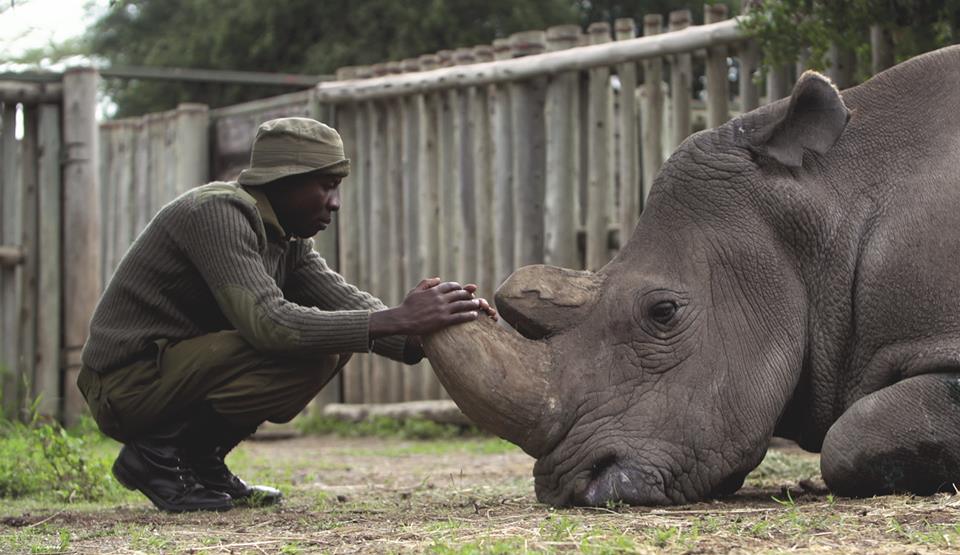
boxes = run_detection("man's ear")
[739,71,851,168]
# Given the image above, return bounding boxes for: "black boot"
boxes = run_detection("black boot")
[112,421,233,512]
[181,406,282,507]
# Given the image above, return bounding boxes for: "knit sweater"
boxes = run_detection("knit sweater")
[82,181,413,373]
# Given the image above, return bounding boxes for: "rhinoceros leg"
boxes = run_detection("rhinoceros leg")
[821,373,960,497]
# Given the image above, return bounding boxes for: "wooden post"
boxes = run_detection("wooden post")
[704,4,730,128]
[133,120,151,235]
[870,25,895,75]
[175,103,209,194]
[147,112,165,218]
[766,64,791,103]
[470,45,496,301]
[668,10,693,152]
[367,100,391,404]
[491,38,515,289]
[615,18,640,246]
[736,5,760,114]
[99,125,116,284]
[437,56,459,286]
[416,54,444,400]
[585,22,612,271]
[641,15,664,209]
[400,59,424,402]
[385,95,404,402]
[113,123,135,265]
[33,104,62,418]
[62,67,102,424]
[0,103,18,393]
[509,31,547,269]
[543,25,581,269]
[14,107,39,420]
[453,48,475,285]
[331,71,364,404]
[1,102,21,419]
[828,43,855,89]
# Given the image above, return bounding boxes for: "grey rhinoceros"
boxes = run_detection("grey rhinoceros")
[423,45,960,506]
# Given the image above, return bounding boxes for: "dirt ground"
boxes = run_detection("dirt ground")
[2,435,960,554]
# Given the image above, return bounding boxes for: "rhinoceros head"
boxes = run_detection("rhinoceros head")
[424,71,851,506]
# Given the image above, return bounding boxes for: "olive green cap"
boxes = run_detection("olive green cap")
[238,117,350,186]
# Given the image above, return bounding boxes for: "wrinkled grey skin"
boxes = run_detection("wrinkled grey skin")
[500,46,960,506]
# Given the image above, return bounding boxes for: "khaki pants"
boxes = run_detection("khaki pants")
[77,330,349,442]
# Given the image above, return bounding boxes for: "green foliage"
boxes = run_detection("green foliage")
[0,417,121,502]
[741,0,960,75]
[83,0,737,117]
[294,414,483,440]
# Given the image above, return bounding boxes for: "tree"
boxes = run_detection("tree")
[741,0,960,81]
[87,0,737,117]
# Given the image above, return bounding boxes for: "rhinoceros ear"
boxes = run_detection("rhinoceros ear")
[742,71,851,168]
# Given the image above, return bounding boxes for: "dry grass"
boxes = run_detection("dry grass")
[1,435,959,554]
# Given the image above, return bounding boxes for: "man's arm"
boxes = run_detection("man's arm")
[284,240,494,363]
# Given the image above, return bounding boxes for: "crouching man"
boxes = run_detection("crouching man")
[77,117,495,512]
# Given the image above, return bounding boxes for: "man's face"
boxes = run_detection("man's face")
[267,172,342,238]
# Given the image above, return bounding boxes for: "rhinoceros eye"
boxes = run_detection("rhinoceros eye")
[649,301,678,325]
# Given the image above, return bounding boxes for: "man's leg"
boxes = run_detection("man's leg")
[87,330,345,510]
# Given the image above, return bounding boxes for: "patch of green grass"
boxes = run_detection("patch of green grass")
[295,415,485,440]
[428,537,530,554]
[745,449,821,487]
[0,416,124,503]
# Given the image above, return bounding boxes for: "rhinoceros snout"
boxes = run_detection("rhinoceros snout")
[566,457,672,506]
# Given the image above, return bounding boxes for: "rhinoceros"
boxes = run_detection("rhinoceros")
[423,45,960,506]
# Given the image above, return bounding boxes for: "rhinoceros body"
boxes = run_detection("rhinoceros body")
[424,46,960,506]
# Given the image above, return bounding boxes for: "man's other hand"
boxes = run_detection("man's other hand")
[368,278,497,339]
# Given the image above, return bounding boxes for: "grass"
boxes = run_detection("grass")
[3,415,960,553]
[294,414,485,440]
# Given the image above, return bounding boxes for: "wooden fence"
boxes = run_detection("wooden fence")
[0,5,903,421]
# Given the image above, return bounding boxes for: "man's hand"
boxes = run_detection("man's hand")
[369,277,497,339]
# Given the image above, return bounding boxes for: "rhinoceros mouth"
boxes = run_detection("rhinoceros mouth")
[533,446,683,506]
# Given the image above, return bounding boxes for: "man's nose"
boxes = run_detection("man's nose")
[328,191,341,211]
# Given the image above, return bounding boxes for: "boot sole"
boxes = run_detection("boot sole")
[113,454,233,513]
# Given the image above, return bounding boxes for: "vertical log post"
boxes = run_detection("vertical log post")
[704,4,730,128]
[436,50,459,289]
[331,69,364,404]
[453,48,476,288]
[828,43,856,90]
[175,103,209,195]
[585,22,612,271]
[114,123,134,261]
[543,25,582,269]
[491,38,515,288]
[668,10,693,151]
[384,61,405,402]
[16,107,39,420]
[615,18,639,245]
[416,54,444,400]
[870,25,895,75]
[62,67,102,424]
[469,45,496,299]
[1,101,21,418]
[100,125,117,284]
[400,58,424,402]
[737,4,760,114]
[34,104,62,418]
[640,15,664,208]
[367,96,391,404]
[508,31,548,269]
[766,64,791,103]
[133,120,150,235]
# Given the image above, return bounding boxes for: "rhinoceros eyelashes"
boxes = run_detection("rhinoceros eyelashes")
[650,301,679,325]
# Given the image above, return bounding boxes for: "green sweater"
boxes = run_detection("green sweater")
[82,181,414,373]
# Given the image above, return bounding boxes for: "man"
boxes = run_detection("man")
[77,117,495,512]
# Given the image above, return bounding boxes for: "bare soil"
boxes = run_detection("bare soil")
[2,435,960,554]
